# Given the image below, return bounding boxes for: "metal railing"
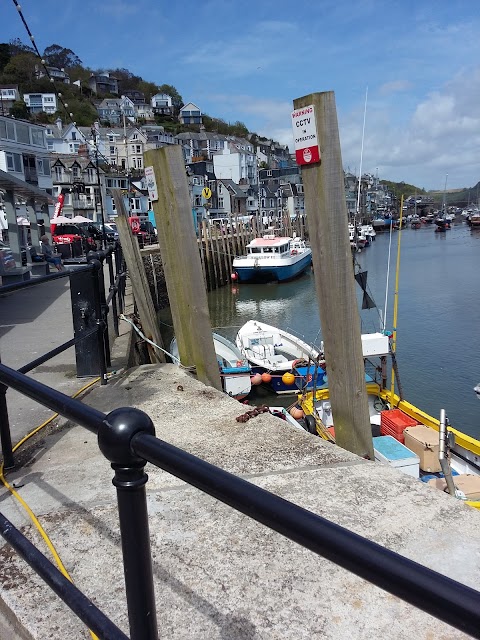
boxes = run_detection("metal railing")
[0,360,480,638]
[0,243,126,469]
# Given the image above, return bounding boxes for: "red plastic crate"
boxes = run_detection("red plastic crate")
[381,409,418,434]
[380,423,406,443]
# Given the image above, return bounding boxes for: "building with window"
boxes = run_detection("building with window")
[88,72,119,96]
[23,93,58,115]
[150,93,173,116]
[35,65,70,84]
[49,154,105,221]
[0,115,52,192]
[0,86,20,114]
[179,102,202,125]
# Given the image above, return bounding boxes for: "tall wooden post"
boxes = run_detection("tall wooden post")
[294,91,373,459]
[144,146,222,392]
[112,190,165,364]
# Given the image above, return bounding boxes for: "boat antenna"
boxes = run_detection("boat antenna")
[355,87,368,223]
[390,194,404,396]
[382,219,394,332]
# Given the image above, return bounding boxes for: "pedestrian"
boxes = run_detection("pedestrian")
[40,235,65,271]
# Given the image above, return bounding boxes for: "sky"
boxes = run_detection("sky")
[3,0,480,191]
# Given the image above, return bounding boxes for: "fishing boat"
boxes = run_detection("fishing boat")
[296,200,480,508]
[235,320,326,394]
[170,333,252,400]
[470,211,480,228]
[410,214,422,229]
[231,234,312,283]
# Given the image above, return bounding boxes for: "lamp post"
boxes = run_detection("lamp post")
[91,125,107,249]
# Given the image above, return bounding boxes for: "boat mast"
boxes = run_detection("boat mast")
[355,87,368,226]
[390,194,404,397]
[442,173,448,214]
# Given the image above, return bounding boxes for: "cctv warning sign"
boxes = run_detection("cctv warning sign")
[291,105,320,165]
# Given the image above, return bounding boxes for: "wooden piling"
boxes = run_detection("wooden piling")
[144,146,222,391]
[294,91,373,459]
[112,190,165,363]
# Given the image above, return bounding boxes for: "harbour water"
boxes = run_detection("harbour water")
[205,220,480,439]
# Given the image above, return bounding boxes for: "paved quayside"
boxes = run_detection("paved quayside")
[0,363,480,639]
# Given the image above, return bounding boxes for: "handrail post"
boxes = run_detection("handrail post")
[0,354,14,469]
[98,407,158,640]
[88,257,109,385]
[106,250,119,336]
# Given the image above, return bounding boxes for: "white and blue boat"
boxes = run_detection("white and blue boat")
[170,332,252,400]
[232,235,312,283]
[236,320,325,394]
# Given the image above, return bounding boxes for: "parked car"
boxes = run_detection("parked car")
[87,222,119,244]
[51,223,97,252]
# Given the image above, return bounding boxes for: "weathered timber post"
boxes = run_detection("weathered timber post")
[144,147,222,391]
[112,190,165,364]
[293,91,373,459]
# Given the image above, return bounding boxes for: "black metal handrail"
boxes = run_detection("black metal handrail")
[0,244,126,468]
[1,362,480,640]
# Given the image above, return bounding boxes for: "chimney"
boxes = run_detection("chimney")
[55,117,62,132]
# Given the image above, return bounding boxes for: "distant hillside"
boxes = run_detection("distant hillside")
[0,38,281,145]
[380,180,427,202]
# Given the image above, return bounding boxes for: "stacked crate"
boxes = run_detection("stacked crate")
[380,409,419,443]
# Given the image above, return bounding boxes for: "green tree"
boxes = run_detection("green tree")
[8,38,35,55]
[43,44,82,69]
[9,100,30,119]
[0,43,11,73]
[1,52,37,84]
[157,84,183,111]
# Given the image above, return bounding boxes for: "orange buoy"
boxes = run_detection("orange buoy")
[289,404,304,420]
[261,372,272,383]
[282,371,295,386]
[251,373,262,386]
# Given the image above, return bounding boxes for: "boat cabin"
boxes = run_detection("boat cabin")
[246,235,291,256]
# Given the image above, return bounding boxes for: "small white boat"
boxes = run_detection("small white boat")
[232,234,312,283]
[360,224,376,241]
[170,333,252,400]
[236,320,325,394]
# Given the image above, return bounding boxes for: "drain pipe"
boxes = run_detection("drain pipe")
[439,409,457,497]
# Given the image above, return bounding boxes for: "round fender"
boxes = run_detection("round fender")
[304,415,317,434]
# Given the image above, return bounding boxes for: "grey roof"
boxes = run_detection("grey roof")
[219,179,247,198]
[0,169,53,203]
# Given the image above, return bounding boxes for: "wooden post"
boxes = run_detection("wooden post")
[294,91,373,459]
[219,223,229,282]
[144,146,222,392]
[112,190,165,364]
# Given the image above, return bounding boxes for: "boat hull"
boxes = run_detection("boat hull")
[233,253,312,283]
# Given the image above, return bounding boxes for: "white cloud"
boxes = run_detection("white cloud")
[378,80,412,95]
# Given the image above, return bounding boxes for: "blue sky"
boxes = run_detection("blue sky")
[3,0,480,190]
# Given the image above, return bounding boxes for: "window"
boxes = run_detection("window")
[194,195,202,206]
[120,179,128,189]
[132,133,138,140]
[106,179,113,188]
[31,129,45,146]
[135,145,141,153]
[71,132,76,140]
[109,135,115,142]
[136,157,143,169]
[54,165,64,180]
[218,197,224,208]
[72,166,80,179]
[16,123,30,144]
[267,170,272,177]
[297,185,304,194]
[109,146,116,154]
[47,141,54,150]
[131,145,136,152]
[6,152,22,173]
[85,168,95,181]
[37,158,51,176]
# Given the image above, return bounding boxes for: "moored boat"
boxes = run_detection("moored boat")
[236,320,325,394]
[296,330,480,507]
[231,234,312,283]
[170,332,252,400]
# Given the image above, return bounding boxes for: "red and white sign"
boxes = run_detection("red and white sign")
[291,104,320,166]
